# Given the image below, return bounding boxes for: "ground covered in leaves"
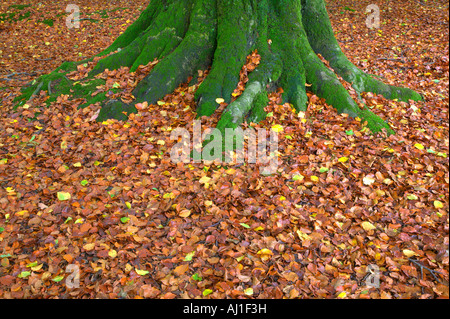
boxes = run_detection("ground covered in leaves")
[0,0,448,299]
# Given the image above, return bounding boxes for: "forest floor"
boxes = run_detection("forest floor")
[0,0,448,299]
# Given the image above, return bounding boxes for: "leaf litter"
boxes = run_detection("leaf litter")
[0,0,448,299]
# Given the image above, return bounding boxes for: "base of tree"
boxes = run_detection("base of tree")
[14,0,422,136]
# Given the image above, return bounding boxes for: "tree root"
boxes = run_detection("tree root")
[14,0,423,140]
[94,1,167,58]
[26,81,43,104]
[269,0,308,112]
[195,0,258,117]
[89,0,191,77]
[97,0,217,121]
[301,0,423,103]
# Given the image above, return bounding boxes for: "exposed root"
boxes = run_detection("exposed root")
[195,0,258,117]
[269,0,308,112]
[215,0,282,133]
[90,0,192,76]
[301,0,422,103]
[14,0,423,139]
[292,0,393,134]
[94,1,167,58]
[26,81,43,105]
[97,0,217,121]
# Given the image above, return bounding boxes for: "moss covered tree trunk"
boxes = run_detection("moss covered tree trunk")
[15,0,422,134]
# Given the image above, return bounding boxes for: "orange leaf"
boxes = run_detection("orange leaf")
[173,264,189,276]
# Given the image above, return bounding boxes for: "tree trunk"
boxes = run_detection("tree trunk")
[15,0,422,135]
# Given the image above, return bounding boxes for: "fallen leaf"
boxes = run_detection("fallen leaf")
[57,192,71,201]
[361,221,376,232]
[173,264,189,276]
[363,175,376,186]
[434,200,444,208]
[403,249,419,258]
[136,269,150,276]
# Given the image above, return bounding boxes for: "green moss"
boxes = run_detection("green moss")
[95,1,168,57]
[97,100,136,122]
[302,0,422,103]
[58,61,78,72]
[13,68,107,110]
[195,0,257,117]
[0,9,30,23]
[247,92,269,123]
[91,0,191,76]
[130,28,183,72]
[131,0,216,105]
[358,108,394,135]
[268,0,308,112]
[8,4,31,10]
[39,19,54,27]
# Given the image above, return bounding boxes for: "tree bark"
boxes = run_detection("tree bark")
[15,0,422,135]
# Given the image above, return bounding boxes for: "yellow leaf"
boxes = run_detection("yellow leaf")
[57,192,71,201]
[16,210,29,216]
[225,168,236,175]
[31,264,43,271]
[361,221,376,232]
[337,291,347,299]
[403,249,418,258]
[108,249,117,258]
[363,175,376,186]
[73,162,82,167]
[310,175,319,182]
[434,200,444,209]
[215,98,225,104]
[257,248,273,255]
[271,124,284,133]
[338,156,349,163]
[179,209,191,218]
[296,230,311,241]
[244,288,254,296]
[135,269,150,276]
[163,192,175,199]
[199,176,211,184]
[414,143,424,150]
[83,243,95,251]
